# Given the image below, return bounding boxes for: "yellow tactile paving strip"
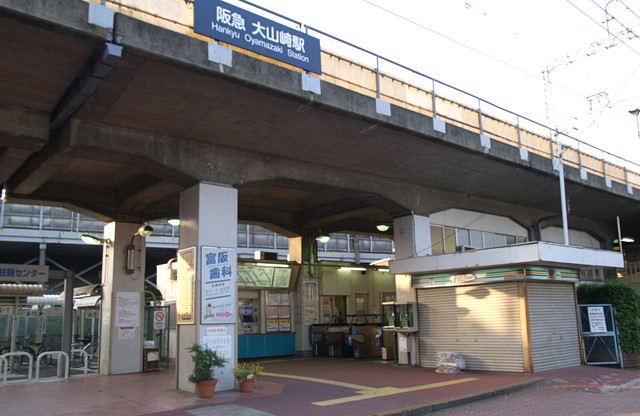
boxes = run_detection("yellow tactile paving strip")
[263,371,479,406]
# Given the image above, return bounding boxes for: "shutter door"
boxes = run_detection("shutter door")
[417,282,524,372]
[528,282,581,372]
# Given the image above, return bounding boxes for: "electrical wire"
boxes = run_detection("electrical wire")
[619,0,640,22]
[589,0,640,38]
[360,0,595,101]
[566,0,640,57]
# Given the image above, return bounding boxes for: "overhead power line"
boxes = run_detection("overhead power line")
[361,0,589,100]
[565,0,640,57]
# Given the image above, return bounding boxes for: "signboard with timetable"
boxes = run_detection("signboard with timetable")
[201,246,237,324]
[194,0,322,74]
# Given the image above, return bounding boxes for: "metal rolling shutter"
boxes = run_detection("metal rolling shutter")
[528,281,581,372]
[417,282,524,372]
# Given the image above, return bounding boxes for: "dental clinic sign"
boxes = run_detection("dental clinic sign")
[194,0,322,74]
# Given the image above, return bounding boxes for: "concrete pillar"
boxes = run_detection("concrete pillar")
[289,236,317,355]
[393,214,431,259]
[99,221,148,375]
[176,183,238,393]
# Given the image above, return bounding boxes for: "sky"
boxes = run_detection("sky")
[225,0,640,166]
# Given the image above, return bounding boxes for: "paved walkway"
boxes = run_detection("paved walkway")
[1,357,639,415]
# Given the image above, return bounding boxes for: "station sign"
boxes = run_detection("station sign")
[194,0,322,74]
[0,264,48,283]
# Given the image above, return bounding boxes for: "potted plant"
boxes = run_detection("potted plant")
[187,342,227,398]
[232,361,263,392]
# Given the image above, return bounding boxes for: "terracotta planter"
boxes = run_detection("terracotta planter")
[196,380,218,398]
[238,378,255,393]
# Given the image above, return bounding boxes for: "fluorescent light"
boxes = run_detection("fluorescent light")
[256,262,290,268]
[377,268,390,273]
[339,266,367,272]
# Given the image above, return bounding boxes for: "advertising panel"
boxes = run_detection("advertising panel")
[201,246,237,324]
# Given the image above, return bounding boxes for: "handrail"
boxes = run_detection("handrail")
[94,1,640,190]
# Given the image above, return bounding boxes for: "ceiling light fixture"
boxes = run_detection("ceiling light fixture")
[167,217,180,227]
[376,224,391,232]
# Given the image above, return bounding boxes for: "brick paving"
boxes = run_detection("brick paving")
[1,357,638,416]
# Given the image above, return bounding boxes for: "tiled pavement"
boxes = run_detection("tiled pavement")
[1,357,639,416]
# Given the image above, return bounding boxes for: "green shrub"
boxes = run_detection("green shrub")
[577,281,640,352]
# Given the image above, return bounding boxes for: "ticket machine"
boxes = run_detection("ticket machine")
[238,299,259,334]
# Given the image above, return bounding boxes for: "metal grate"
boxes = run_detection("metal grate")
[578,304,621,366]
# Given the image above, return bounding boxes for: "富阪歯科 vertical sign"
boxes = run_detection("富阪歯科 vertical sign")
[194,0,322,74]
[201,246,237,324]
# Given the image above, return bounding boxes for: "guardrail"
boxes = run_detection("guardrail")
[95,0,640,191]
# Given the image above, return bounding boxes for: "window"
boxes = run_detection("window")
[430,225,444,255]
[444,227,457,253]
[470,230,483,248]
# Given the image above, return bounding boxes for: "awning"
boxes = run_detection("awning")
[73,284,100,297]
[74,295,101,308]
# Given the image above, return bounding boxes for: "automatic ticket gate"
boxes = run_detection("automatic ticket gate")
[310,324,383,359]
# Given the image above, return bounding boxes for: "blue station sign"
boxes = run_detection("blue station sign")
[194,0,322,74]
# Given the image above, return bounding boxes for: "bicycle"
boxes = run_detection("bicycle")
[70,341,99,369]
[19,336,53,366]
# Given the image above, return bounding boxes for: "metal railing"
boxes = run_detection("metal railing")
[95,0,640,192]
[0,202,395,260]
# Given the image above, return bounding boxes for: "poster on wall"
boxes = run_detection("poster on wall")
[201,246,237,324]
[266,319,279,332]
[115,291,140,327]
[177,247,196,324]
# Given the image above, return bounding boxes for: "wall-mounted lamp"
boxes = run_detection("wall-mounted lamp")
[316,234,331,244]
[80,234,112,246]
[126,225,154,274]
[376,223,391,232]
[167,217,180,227]
[614,237,635,243]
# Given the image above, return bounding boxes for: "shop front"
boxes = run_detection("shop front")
[390,241,625,373]
[237,263,299,358]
